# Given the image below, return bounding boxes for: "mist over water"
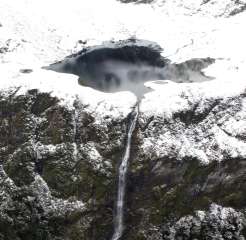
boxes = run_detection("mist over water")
[80,59,214,98]
[46,57,214,98]
[44,39,215,98]
[78,60,166,97]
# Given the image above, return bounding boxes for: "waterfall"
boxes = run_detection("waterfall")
[111,105,139,240]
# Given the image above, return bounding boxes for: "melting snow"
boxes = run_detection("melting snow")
[1,0,246,165]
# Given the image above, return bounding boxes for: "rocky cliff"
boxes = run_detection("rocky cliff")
[1,0,246,239]
[0,88,129,239]
[1,81,246,240]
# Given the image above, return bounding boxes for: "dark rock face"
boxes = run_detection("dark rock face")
[125,157,246,239]
[124,91,246,239]
[0,88,128,240]
[0,87,246,239]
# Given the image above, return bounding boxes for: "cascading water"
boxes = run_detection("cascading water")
[111,105,139,240]
[43,39,215,239]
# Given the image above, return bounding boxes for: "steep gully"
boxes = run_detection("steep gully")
[111,103,139,240]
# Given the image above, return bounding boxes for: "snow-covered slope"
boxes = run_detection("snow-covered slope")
[1,0,246,239]
[1,0,246,91]
[1,0,246,127]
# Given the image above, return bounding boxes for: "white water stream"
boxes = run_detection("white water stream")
[111,105,139,240]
